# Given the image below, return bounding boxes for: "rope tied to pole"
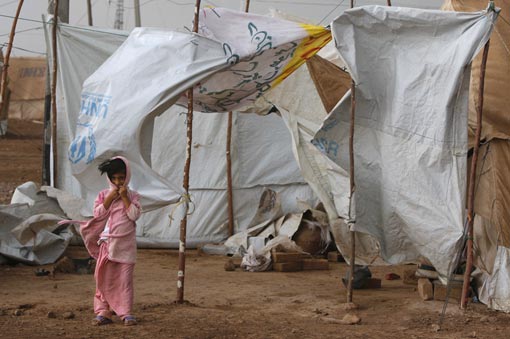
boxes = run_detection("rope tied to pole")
[168,193,195,221]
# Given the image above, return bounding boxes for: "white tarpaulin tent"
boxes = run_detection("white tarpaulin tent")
[47,9,329,246]
[312,5,497,276]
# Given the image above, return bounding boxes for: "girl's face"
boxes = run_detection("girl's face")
[110,172,126,188]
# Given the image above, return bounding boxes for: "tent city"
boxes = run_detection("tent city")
[1,0,509,338]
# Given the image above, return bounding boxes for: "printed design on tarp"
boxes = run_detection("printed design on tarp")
[196,22,298,112]
[68,92,111,164]
[192,11,331,113]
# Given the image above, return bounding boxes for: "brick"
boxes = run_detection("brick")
[417,278,433,301]
[433,280,464,301]
[271,251,309,263]
[302,259,329,270]
[273,261,303,272]
[403,268,419,285]
[327,252,344,262]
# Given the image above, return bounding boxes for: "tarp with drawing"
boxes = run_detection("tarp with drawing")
[313,5,498,276]
[46,10,324,247]
[67,7,330,211]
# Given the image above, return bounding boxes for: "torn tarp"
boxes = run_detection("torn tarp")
[0,182,73,265]
[313,6,498,276]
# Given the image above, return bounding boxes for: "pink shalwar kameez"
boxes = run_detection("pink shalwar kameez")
[73,156,141,320]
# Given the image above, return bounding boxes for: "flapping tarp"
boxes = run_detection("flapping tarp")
[313,5,497,276]
[67,8,330,211]
[47,10,321,247]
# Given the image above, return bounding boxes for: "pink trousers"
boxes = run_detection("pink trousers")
[94,242,134,319]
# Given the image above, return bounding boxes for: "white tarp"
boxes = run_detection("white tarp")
[313,6,497,275]
[475,246,510,313]
[66,8,329,211]
[47,13,320,247]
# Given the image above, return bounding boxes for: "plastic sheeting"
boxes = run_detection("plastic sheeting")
[475,246,510,313]
[0,182,73,265]
[47,15,318,247]
[313,6,497,276]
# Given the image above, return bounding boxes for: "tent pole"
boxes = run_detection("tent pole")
[176,0,201,304]
[134,0,141,27]
[226,0,251,238]
[461,39,490,309]
[50,0,60,187]
[226,110,234,237]
[346,79,356,303]
[0,0,24,137]
[87,0,93,26]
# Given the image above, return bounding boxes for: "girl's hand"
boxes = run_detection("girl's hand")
[119,186,128,199]
[108,188,120,199]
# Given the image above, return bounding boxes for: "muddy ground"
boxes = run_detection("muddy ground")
[1,119,510,338]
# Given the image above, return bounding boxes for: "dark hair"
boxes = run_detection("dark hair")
[98,158,126,179]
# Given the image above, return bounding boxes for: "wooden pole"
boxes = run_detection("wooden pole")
[51,0,59,187]
[226,0,252,238]
[176,0,201,304]
[226,110,234,237]
[134,0,141,27]
[87,0,93,26]
[346,79,356,303]
[0,0,24,136]
[460,40,490,309]
[345,0,356,305]
[387,0,392,6]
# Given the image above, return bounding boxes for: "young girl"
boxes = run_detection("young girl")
[76,156,141,326]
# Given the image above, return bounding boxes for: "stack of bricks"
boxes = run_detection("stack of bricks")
[416,277,464,301]
[271,249,329,272]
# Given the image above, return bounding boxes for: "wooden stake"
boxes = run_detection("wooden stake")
[226,111,234,236]
[244,0,250,13]
[134,0,141,27]
[176,0,201,304]
[387,0,392,6]
[0,0,24,136]
[346,79,356,303]
[51,0,59,187]
[461,40,490,309]
[87,0,93,26]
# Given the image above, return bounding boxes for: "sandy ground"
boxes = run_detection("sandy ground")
[1,247,510,339]
[0,119,43,204]
[2,119,510,338]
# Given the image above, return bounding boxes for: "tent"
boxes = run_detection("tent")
[39,5,506,312]
[6,57,46,121]
[443,0,510,312]
[47,9,329,247]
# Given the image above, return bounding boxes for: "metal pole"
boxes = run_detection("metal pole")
[177,0,201,304]
[87,0,93,26]
[0,0,24,136]
[134,0,141,27]
[346,79,356,303]
[460,40,490,309]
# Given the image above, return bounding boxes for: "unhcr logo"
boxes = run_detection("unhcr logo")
[80,92,111,119]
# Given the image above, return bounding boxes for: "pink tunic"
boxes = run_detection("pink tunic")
[63,156,142,319]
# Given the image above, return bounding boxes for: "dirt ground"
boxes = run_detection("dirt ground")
[1,248,510,339]
[0,119,43,204]
[2,119,510,339]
